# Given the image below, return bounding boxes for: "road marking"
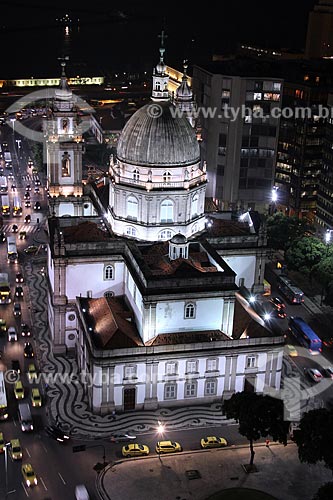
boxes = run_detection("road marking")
[25,447,31,457]
[12,418,17,427]
[21,482,29,497]
[58,472,66,485]
[40,476,47,491]
[41,443,48,453]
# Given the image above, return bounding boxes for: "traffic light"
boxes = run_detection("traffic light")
[72,445,86,453]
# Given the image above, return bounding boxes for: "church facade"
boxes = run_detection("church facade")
[46,43,283,414]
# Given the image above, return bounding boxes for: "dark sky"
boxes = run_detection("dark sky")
[0,0,317,78]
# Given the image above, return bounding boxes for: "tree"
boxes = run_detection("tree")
[222,392,289,469]
[285,236,326,278]
[266,213,312,251]
[312,483,333,500]
[293,408,333,473]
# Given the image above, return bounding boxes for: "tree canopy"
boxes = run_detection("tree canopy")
[293,408,333,473]
[312,483,333,500]
[266,213,312,251]
[285,236,326,276]
[222,392,289,466]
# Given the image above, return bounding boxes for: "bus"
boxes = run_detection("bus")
[1,194,10,216]
[7,235,18,263]
[0,175,7,193]
[12,195,22,216]
[0,371,9,420]
[0,273,11,304]
[277,275,304,304]
[288,316,322,355]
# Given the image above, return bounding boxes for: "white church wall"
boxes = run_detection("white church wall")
[220,254,256,288]
[156,297,224,334]
[124,269,143,330]
[66,261,125,299]
[59,203,75,217]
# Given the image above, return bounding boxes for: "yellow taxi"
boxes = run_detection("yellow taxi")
[31,388,42,407]
[27,363,37,382]
[200,436,228,449]
[9,439,22,460]
[0,432,4,453]
[122,443,150,458]
[14,380,24,399]
[22,463,38,487]
[155,440,182,454]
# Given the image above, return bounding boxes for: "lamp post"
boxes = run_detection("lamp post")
[15,139,22,159]
[157,420,165,463]
[320,229,332,306]
[270,186,278,215]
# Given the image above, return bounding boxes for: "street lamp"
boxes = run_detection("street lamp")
[157,420,165,462]
[270,186,278,215]
[320,229,332,306]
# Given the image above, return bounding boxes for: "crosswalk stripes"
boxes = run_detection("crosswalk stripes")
[1,223,40,234]
[21,174,31,181]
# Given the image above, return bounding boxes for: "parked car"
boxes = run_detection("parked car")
[155,441,182,454]
[24,342,34,358]
[200,436,228,449]
[305,368,323,382]
[45,424,70,443]
[122,443,149,457]
[269,296,286,309]
[110,433,137,443]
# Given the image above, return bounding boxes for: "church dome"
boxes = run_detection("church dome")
[116,101,200,167]
[170,233,187,244]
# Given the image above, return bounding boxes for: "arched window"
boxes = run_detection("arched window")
[191,194,199,218]
[163,171,171,183]
[184,302,195,319]
[61,152,70,177]
[160,199,173,223]
[127,196,138,220]
[158,229,173,240]
[104,265,114,280]
[104,290,114,298]
[156,82,161,91]
[126,226,137,237]
[133,169,140,181]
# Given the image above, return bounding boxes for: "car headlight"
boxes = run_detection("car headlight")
[27,480,31,486]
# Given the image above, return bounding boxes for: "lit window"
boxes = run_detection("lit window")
[127,196,138,220]
[160,199,173,223]
[126,226,137,237]
[186,360,197,373]
[104,265,114,280]
[246,356,256,368]
[124,365,136,379]
[166,362,177,375]
[165,384,176,399]
[61,151,70,177]
[184,382,197,398]
[158,229,173,240]
[191,194,199,218]
[184,303,195,319]
[205,379,217,396]
[206,358,217,372]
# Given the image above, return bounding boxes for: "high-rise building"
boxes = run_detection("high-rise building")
[192,61,283,213]
[305,1,333,59]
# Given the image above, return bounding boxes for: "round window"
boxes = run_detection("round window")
[84,203,89,209]
[67,333,76,341]
[68,313,76,321]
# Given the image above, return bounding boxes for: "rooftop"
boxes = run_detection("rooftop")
[79,295,143,349]
[62,220,112,244]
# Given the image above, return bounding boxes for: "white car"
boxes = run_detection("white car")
[305,368,323,383]
[8,326,17,342]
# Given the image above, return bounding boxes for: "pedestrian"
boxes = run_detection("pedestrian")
[265,439,270,447]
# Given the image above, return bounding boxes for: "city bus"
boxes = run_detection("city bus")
[0,175,7,193]
[0,371,9,420]
[7,235,18,263]
[1,194,10,216]
[276,275,304,304]
[12,195,22,216]
[288,316,322,355]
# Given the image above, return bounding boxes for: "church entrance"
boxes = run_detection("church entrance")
[123,388,136,411]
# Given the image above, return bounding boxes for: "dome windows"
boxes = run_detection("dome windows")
[160,199,173,223]
[127,196,138,221]
[133,169,140,182]
[163,171,172,183]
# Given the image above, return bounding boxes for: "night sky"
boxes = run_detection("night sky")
[0,0,317,78]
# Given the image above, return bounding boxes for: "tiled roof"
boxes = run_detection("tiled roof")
[145,330,229,346]
[80,295,143,349]
[140,241,218,276]
[63,221,111,243]
[208,218,250,237]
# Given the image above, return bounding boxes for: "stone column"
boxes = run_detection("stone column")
[264,351,273,386]
[144,361,158,409]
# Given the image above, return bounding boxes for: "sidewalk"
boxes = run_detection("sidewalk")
[97,443,332,500]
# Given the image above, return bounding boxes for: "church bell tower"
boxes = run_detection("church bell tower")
[45,57,84,217]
